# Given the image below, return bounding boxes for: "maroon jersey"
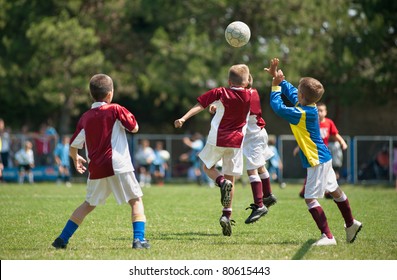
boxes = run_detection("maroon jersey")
[70,102,137,179]
[197,87,251,148]
[249,88,266,129]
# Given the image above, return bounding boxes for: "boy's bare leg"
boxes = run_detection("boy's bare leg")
[203,165,235,236]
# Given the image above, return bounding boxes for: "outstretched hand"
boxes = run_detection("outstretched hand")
[264,58,279,77]
[273,69,285,85]
[174,118,185,128]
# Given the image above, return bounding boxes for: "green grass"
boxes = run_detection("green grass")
[0,182,396,260]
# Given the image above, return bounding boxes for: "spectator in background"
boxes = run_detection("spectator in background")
[32,124,57,166]
[0,118,11,168]
[267,135,285,188]
[54,136,71,187]
[180,132,207,185]
[15,140,35,184]
[373,146,389,180]
[358,145,390,181]
[45,119,59,160]
[150,141,169,186]
[135,139,155,187]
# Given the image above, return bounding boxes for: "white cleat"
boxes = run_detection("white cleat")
[312,233,337,246]
[345,219,362,243]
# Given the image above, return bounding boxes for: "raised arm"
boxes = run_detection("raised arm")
[174,103,205,128]
[264,58,280,78]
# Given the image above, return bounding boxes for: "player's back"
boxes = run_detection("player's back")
[246,88,265,134]
[198,87,251,148]
[71,103,137,179]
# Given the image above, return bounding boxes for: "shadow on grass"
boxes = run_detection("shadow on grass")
[291,239,315,260]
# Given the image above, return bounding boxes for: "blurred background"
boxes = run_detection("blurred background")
[0,0,396,185]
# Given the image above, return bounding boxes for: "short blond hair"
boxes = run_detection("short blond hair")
[298,77,324,104]
[228,64,250,87]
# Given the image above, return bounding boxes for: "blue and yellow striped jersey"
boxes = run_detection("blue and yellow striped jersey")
[270,80,331,168]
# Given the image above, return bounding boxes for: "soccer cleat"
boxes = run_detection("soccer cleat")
[132,238,151,249]
[52,237,67,249]
[219,216,235,236]
[219,179,233,207]
[312,233,337,246]
[345,219,362,243]
[244,204,268,224]
[263,194,278,208]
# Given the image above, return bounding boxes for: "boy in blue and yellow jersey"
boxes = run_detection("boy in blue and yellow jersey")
[264,58,362,246]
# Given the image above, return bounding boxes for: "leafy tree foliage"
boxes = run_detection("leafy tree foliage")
[0,0,395,135]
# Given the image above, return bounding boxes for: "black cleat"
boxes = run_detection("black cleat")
[52,237,67,249]
[132,238,151,249]
[245,204,268,224]
[219,216,235,236]
[263,194,278,208]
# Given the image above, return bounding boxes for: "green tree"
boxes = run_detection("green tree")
[0,0,395,135]
[26,12,105,135]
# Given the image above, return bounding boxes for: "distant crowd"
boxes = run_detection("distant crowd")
[0,118,71,185]
[0,119,59,168]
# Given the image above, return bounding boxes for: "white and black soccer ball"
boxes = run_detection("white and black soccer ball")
[225,21,251,48]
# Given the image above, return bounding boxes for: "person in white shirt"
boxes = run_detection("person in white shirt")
[15,140,35,184]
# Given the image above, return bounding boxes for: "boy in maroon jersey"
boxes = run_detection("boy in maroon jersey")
[174,64,251,236]
[209,74,277,224]
[52,74,149,249]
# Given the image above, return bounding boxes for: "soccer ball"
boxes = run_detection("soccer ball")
[225,21,251,48]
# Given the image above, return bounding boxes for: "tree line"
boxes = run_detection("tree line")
[0,0,395,136]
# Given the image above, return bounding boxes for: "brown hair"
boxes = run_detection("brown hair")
[89,74,113,101]
[228,64,250,87]
[316,101,326,108]
[298,77,324,104]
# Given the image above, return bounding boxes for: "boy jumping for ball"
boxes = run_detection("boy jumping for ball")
[265,58,362,245]
[174,64,252,236]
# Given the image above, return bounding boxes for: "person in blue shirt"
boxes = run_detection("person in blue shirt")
[267,135,284,188]
[264,58,362,246]
[54,136,71,187]
[150,141,169,186]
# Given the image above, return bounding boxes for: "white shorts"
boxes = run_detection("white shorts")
[199,143,244,176]
[243,128,274,170]
[304,160,338,199]
[86,172,143,206]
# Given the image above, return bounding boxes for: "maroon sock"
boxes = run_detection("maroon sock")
[261,177,272,198]
[308,206,333,239]
[334,198,354,227]
[222,209,232,219]
[215,175,225,187]
[250,181,264,207]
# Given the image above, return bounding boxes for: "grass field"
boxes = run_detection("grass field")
[0,182,396,260]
